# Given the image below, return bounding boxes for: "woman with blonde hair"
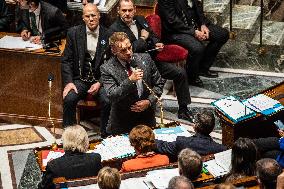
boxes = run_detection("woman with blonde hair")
[121,125,169,172]
[38,125,102,189]
[98,167,121,189]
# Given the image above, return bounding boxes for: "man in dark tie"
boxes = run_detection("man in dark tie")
[108,0,193,122]
[158,0,229,87]
[18,0,67,44]
[61,3,110,137]
[100,32,164,135]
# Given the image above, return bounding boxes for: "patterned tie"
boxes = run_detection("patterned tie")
[126,63,132,76]
[30,12,39,36]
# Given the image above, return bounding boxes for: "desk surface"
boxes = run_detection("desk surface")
[0,33,65,127]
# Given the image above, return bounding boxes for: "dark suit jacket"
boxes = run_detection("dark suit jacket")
[100,53,164,134]
[38,151,102,189]
[19,1,67,36]
[157,0,210,39]
[155,133,227,160]
[61,24,109,87]
[109,16,160,53]
[0,0,12,31]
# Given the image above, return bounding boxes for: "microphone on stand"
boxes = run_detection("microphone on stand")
[47,73,58,150]
[130,57,165,128]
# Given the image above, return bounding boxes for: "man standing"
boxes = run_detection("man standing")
[109,0,193,122]
[18,0,67,44]
[62,3,110,137]
[100,32,164,135]
[158,0,229,87]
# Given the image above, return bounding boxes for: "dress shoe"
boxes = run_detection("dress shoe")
[188,77,204,88]
[178,110,194,123]
[199,70,219,78]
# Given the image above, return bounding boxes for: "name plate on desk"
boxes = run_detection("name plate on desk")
[212,96,257,123]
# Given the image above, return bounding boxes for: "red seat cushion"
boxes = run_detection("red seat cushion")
[156,44,188,62]
[145,14,161,38]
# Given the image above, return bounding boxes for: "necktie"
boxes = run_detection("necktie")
[87,31,97,38]
[126,64,132,76]
[30,12,39,35]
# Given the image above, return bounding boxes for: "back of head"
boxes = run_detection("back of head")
[231,137,258,176]
[98,167,121,189]
[214,183,236,189]
[168,176,194,189]
[62,125,89,153]
[256,158,282,189]
[178,148,202,180]
[129,125,155,154]
[194,110,215,135]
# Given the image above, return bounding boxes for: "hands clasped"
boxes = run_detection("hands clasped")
[130,100,150,112]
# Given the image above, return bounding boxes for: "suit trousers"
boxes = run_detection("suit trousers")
[63,80,110,135]
[167,24,229,80]
[155,61,191,108]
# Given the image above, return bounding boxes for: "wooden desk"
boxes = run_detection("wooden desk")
[0,33,65,127]
[218,81,284,147]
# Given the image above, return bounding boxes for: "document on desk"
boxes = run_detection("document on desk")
[0,35,42,50]
[154,126,192,142]
[243,94,284,116]
[145,168,179,189]
[203,149,232,178]
[212,96,256,123]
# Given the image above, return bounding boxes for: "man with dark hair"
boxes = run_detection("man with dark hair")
[168,176,194,189]
[61,3,110,137]
[178,148,203,181]
[18,0,67,44]
[108,0,193,122]
[0,0,12,32]
[256,158,282,189]
[156,110,226,160]
[158,0,229,87]
[100,32,164,135]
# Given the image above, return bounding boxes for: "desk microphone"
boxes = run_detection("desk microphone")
[47,73,58,150]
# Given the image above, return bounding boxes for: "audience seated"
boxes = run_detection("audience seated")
[168,176,194,189]
[98,167,121,189]
[156,110,226,161]
[225,138,258,182]
[277,171,284,189]
[214,183,236,189]
[38,125,102,189]
[0,0,12,32]
[120,125,169,172]
[256,158,282,189]
[178,148,203,182]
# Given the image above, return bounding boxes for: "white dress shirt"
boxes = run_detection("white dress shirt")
[86,25,100,59]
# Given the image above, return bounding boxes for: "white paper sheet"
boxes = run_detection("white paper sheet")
[0,35,42,50]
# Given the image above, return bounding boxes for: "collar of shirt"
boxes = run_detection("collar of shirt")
[117,58,129,69]
[86,25,100,38]
[30,3,41,17]
[121,18,136,27]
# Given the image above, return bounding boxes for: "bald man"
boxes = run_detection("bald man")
[61,3,110,137]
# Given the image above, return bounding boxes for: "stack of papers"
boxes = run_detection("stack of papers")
[243,94,284,116]
[212,96,257,123]
[154,126,192,142]
[145,168,179,189]
[0,35,42,50]
[203,149,232,178]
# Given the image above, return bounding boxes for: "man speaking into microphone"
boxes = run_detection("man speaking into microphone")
[101,32,164,135]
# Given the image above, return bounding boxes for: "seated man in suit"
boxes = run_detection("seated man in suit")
[38,125,102,189]
[0,0,12,32]
[61,3,110,137]
[18,0,67,44]
[100,32,164,135]
[155,110,226,160]
[158,0,229,87]
[108,0,193,122]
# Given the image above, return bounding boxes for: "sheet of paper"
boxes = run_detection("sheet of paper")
[214,149,232,172]
[203,159,229,178]
[146,168,179,189]
[154,126,192,142]
[0,35,42,50]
